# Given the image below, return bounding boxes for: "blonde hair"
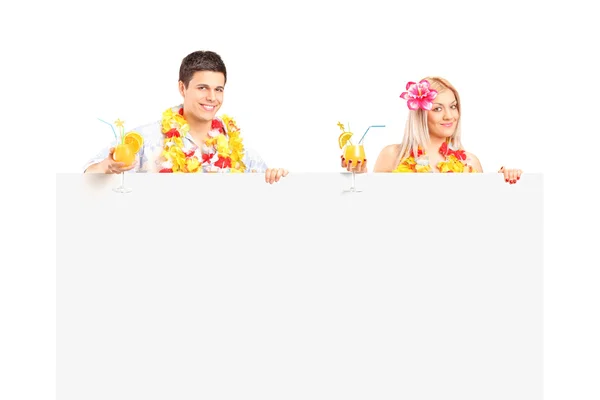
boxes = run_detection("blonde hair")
[396,76,464,164]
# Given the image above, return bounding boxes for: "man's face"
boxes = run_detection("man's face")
[179,71,225,123]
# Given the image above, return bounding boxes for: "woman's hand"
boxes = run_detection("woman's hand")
[341,156,367,173]
[499,166,523,184]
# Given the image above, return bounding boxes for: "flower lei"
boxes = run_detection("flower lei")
[159,105,246,173]
[394,141,476,173]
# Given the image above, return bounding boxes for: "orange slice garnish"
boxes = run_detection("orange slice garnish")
[338,131,353,149]
[124,131,143,153]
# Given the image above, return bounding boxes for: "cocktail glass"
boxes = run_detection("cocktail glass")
[112,143,136,193]
[342,144,366,193]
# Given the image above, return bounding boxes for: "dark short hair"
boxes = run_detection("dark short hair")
[179,51,227,88]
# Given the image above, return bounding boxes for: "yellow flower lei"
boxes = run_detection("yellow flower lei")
[393,142,477,173]
[160,105,246,173]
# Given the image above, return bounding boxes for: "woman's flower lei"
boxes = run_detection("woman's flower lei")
[394,141,476,173]
[159,105,246,173]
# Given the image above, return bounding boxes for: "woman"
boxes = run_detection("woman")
[342,77,522,184]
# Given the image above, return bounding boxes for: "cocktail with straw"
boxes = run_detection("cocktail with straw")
[338,122,385,192]
[98,118,143,193]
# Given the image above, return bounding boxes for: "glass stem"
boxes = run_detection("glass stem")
[121,172,125,186]
[351,171,356,191]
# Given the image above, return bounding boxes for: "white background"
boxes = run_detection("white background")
[51,2,555,174]
[1,0,599,399]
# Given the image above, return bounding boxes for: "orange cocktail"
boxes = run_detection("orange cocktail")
[111,120,143,193]
[337,122,363,192]
[113,131,143,166]
[337,122,385,193]
[113,144,136,166]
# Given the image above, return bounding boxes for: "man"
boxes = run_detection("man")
[84,50,288,184]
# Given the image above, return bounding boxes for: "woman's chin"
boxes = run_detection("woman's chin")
[431,133,454,140]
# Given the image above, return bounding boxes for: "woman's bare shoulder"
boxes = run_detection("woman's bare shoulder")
[465,151,483,172]
[374,144,402,172]
[381,144,401,155]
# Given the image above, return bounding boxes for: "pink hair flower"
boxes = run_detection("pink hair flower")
[400,80,438,111]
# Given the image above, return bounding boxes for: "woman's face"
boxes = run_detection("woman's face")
[427,89,459,140]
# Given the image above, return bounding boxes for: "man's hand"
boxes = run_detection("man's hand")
[265,168,288,184]
[84,147,136,174]
[103,147,136,174]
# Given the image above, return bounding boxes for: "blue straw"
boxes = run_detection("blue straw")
[97,118,118,142]
[358,125,385,144]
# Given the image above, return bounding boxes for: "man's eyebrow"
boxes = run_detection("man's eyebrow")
[195,83,225,89]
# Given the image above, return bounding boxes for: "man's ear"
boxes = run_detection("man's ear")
[178,80,185,97]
